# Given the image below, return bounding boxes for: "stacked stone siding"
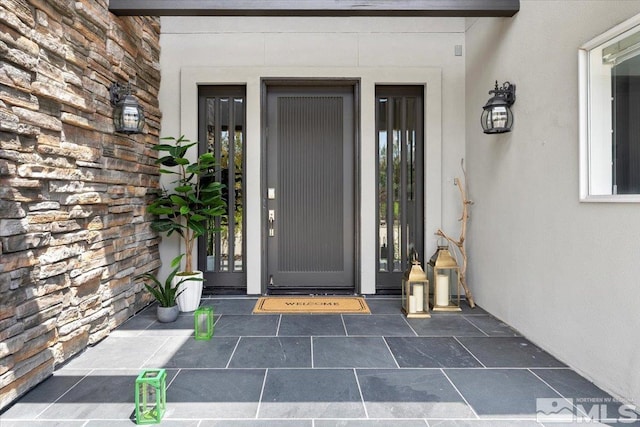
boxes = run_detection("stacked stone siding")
[0,0,161,409]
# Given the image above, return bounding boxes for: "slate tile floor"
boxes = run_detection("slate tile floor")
[2,297,639,427]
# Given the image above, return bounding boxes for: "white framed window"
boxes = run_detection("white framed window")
[580,13,640,202]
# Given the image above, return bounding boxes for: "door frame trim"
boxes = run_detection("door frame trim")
[178,66,442,295]
[260,78,361,295]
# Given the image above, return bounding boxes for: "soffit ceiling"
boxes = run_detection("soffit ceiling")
[109,0,519,18]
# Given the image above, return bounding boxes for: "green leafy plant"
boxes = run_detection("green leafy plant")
[147,135,226,274]
[138,255,196,307]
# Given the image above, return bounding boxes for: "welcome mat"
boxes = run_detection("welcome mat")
[253,296,370,314]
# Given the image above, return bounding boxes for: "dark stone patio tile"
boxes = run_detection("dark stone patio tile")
[533,369,640,426]
[343,314,416,336]
[62,336,170,369]
[110,313,157,337]
[457,337,566,368]
[427,421,542,426]
[141,314,203,336]
[228,337,311,368]
[533,368,613,398]
[445,368,560,416]
[407,316,486,337]
[316,421,428,426]
[536,421,640,427]
[450,302,488,315]
[385,337,482,368]
[357,369,474,418]
[87,421,199,427]
[167,369,265,418]
[201,421,313,427]
[36,369,178,420]
[463,315,520,337]
[1,369,90,419]
[213,314,279,336]
[143,336,238,368]
[1,422,87,427]
[363,298,404,315]
[259,369,365,418]
[278,314,346,336]
[426,302,487,316]
[200,298,259,315]
[313,337,397,368]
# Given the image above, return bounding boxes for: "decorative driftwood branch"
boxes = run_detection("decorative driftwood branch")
[436,159,475,308]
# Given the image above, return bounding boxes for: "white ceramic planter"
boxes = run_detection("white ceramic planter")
[174,271,203,312]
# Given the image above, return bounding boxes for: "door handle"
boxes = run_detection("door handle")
[268,210,275,237]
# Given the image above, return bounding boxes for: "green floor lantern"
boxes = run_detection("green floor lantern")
[135,368,166,424]
[194,306,214,340]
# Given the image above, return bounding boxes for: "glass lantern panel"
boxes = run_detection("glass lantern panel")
[122,105,140,129]
[433,267,460,309]
[135,370,166,424]
[378,98,388,273]
[194,307,214,340]
[434,269,452,306]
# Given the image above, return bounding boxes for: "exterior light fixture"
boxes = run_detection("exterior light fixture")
[109,82,145,134]
[481,81,516,134]
[401,254,430,318]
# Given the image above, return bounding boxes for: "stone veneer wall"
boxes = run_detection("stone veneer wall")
[0,0,161,409]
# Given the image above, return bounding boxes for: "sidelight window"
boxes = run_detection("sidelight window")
[376,86,424,291]
[198,86,246,289]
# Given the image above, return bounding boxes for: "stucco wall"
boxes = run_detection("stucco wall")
[0,0,161,409]
[465,1,640,405]
[159,16,467,294]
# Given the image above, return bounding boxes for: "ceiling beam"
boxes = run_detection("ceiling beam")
[109,0,519,17]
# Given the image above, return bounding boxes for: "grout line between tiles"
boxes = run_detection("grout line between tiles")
[440,368,481,420]
[401,315,420,336]
[311,336,315,368]
[352,368,370,419]
[275,314,282,336]
[165,367,181,389]
[528,368,589,418]
[139,336,172,369]
[341,314,349,336]
[225,337,242,369]
[454,336,487,368]
[32,369,94,420]
[462,316,490,337]
[255,368,269,419]
[382,336,401,368]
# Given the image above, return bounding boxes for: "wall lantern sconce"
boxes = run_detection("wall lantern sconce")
[481,81,516,134]
[109,82,145,134]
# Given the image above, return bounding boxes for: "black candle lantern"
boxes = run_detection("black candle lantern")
[481,81,516,134]
[109,82,145,134]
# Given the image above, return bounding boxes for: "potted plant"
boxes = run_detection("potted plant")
[147,135,226,312]
[139,255,190,322]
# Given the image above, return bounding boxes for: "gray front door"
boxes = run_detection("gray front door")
[266,85,355,293]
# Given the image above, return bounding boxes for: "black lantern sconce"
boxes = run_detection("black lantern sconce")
[481,81,516,134]
[109,82,145,134]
